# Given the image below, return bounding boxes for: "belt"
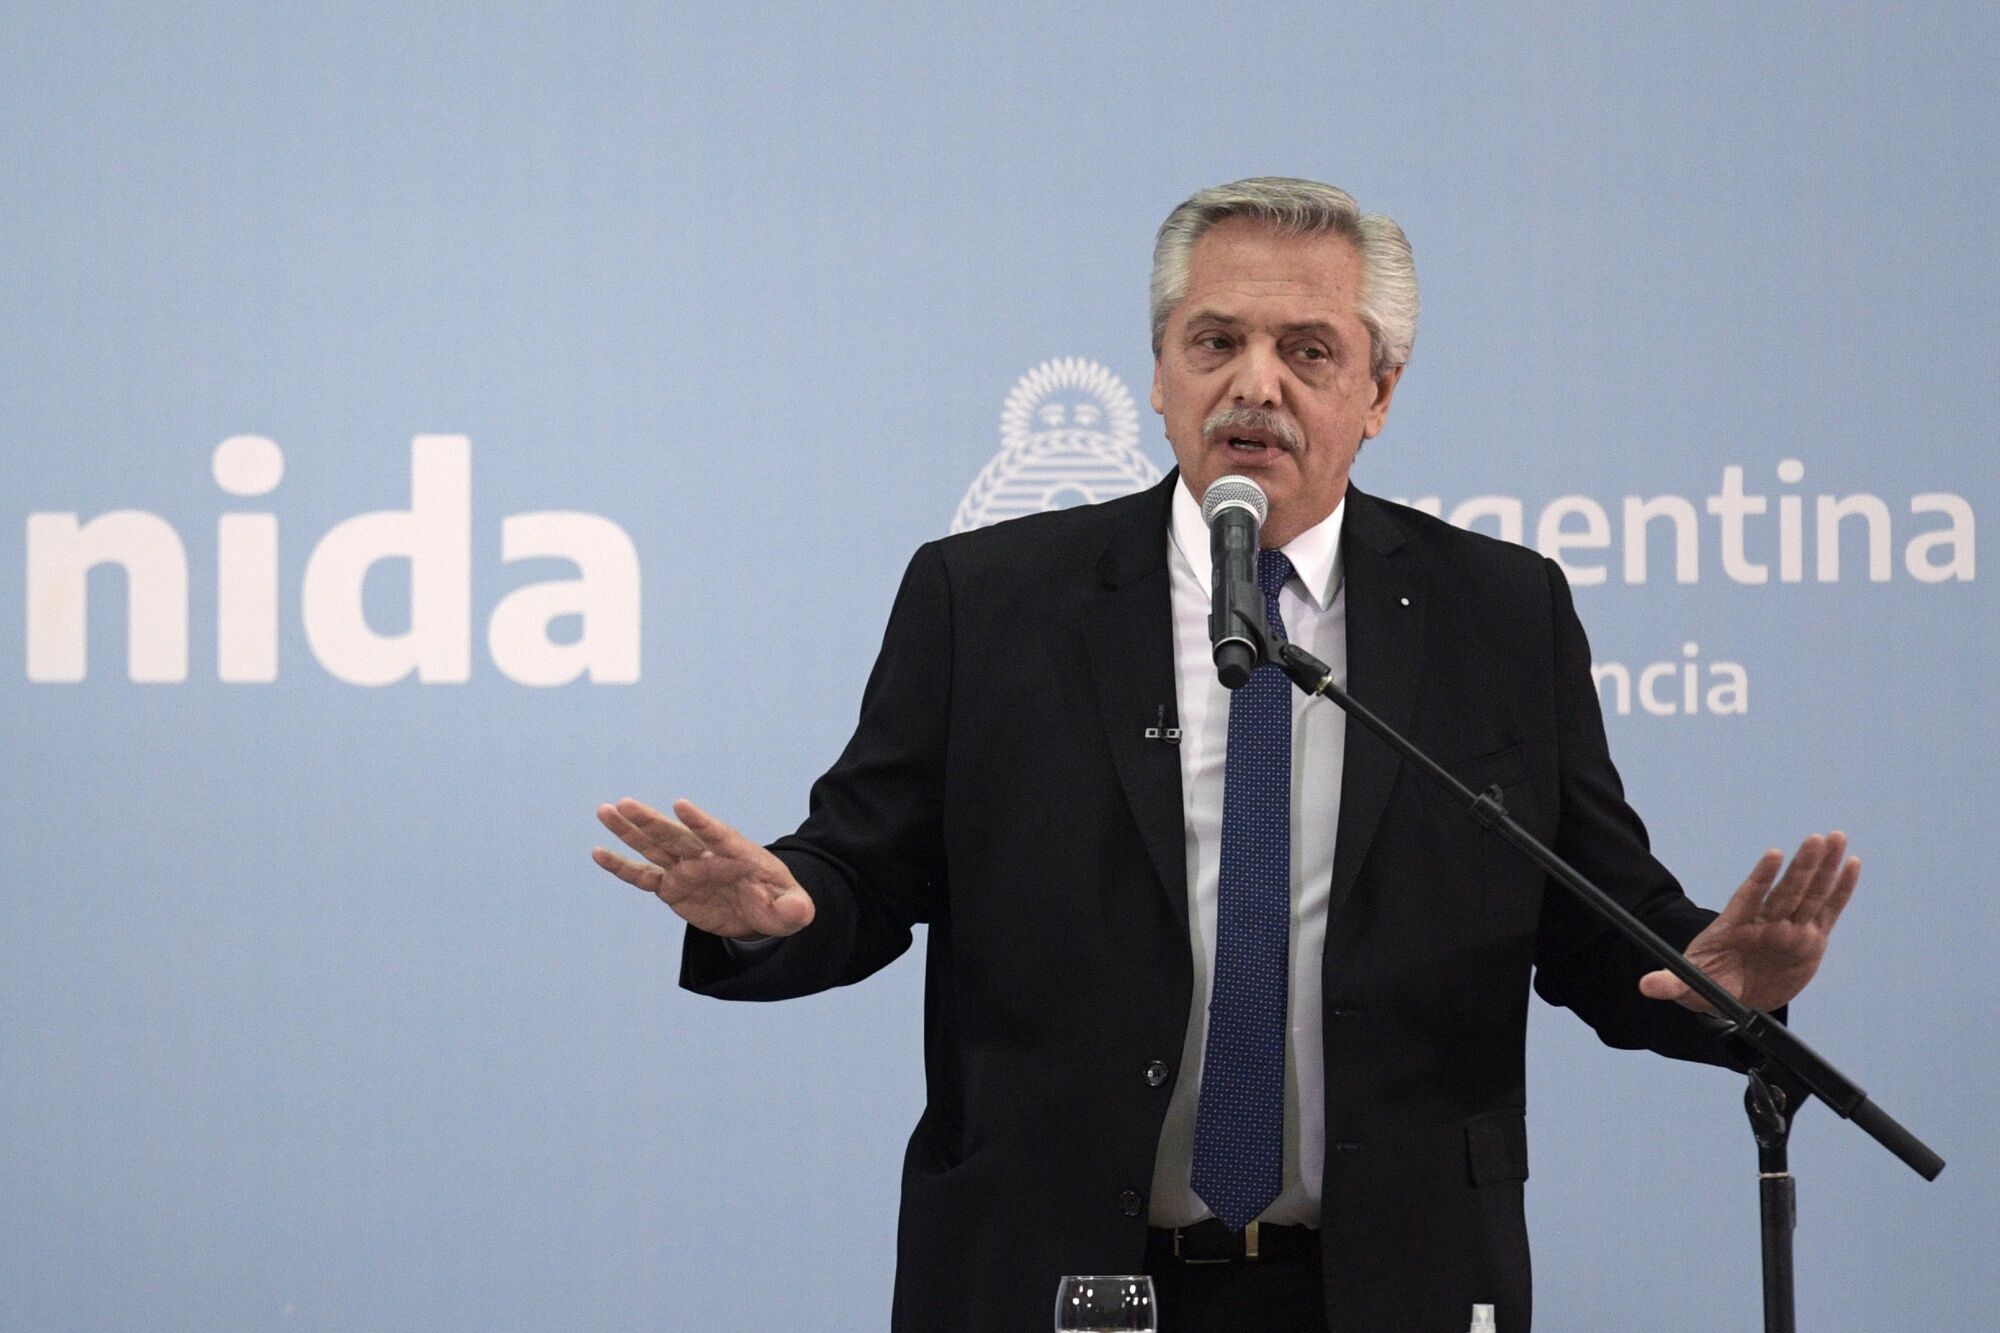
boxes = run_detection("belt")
[1147,1218,1321,1264]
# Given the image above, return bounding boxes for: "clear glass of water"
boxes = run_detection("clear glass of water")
[1054,1274,1157,1332]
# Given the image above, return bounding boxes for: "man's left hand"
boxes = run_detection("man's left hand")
[1640,832,1860,1013]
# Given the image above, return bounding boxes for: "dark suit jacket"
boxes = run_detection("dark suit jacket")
[682,475,1731,1331]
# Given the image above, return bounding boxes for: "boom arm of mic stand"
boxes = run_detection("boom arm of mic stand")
[1272,638,1944,1182]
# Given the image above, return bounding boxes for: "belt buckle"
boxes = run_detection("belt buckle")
[1175,1220,1257,1264]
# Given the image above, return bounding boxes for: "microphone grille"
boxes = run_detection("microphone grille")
[1200,475,1269,528]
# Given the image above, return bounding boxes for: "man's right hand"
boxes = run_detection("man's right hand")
[591,797,815,942]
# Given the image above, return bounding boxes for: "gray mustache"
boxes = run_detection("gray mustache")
[1202,407,1301,453]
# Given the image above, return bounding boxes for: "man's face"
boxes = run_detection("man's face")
[1151,218,1402,548]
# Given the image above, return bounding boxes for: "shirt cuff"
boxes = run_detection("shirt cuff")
[722,935,783,958]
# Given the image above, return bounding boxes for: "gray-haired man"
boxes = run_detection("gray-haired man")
[595,178,1857,1331]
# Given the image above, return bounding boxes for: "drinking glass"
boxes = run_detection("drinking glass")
[1054,1274,1157,1332]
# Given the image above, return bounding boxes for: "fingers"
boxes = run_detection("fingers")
[1759,831,1859,925]
[1762,833,1831,920]
[1783,831,1849,922]
[592,842,737,912]
[766,884,816,933]
[597,798,708,866]
[590,845,664,894]
[1638,967,1711,1014]
[616,798,709,856]
[1719,849,1784,921]
[589,795,810,938]
[1638,968,1687,1001]
[673,799,763,862]
[1814,854,1861,932]
[594,805,648,861]
[594,797,766,870]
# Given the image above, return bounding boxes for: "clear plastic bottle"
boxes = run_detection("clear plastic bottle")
[1468,1304,1498,1332]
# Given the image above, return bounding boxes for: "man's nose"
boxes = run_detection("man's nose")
[1230,339,1283,408]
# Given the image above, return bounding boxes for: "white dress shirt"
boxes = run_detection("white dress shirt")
[1147,478,1349,1229]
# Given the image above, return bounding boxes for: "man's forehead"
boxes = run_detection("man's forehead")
[1175,279,1359,333]
[1182,308,1342,335]
[1177,223,1361,322]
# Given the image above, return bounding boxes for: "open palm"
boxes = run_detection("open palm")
[1640,832,1860,1013]
[592,797,814,942]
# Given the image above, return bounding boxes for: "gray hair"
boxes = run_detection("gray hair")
[1149,177,1418,376]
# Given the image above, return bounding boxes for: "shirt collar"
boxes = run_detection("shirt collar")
[1168,475,1347,612]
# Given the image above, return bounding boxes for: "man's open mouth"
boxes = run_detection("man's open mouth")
[1217,429,1290,457]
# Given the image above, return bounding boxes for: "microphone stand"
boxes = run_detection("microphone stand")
[1219,608,1944,1333]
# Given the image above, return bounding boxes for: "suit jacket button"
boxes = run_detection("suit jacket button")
[1119,1189,1143,1217]
[1144,1060,1170,1087]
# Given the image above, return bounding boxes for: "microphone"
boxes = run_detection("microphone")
[1201,475,1270,690]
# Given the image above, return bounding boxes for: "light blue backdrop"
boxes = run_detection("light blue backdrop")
[3,3,1992,1329]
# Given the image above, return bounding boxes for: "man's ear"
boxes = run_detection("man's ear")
[1362,365,1404,438]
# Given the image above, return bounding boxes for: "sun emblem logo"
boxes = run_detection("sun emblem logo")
[951,357,1162,533]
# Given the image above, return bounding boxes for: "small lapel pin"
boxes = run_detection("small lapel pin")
[1398,596,1411,606]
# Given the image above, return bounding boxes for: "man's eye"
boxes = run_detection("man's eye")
[1196,334,1231,351]
[1293,344,1328,362]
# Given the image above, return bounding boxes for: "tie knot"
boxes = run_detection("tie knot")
[1256,550,1293,598]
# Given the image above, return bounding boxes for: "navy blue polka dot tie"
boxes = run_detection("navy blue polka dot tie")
[1191,549,1293,1232]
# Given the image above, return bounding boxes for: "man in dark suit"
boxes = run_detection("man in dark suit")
[591,178,1858,1331]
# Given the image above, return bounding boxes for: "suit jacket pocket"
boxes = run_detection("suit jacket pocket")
[1464,1108,1530,1187]
[1419,740,1533,830]
[1442,740,1529,794]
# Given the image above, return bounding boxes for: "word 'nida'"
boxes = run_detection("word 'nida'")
[25,435,640,686]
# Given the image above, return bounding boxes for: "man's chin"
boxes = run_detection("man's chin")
[1173,453,1306,514]
[1195,448,1297,497]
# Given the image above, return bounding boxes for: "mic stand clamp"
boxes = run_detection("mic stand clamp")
[1745,1068,1800,1333]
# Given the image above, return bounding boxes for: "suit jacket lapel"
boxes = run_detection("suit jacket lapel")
[1325,487,1427,927]
[1078,478,1424,932]
[1081,474,1189,927]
